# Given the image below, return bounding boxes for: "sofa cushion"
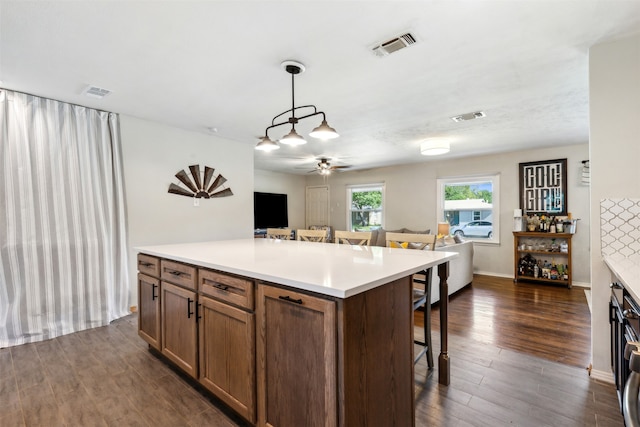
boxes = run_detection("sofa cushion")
[374,228,404,247]
[401,228,431,235]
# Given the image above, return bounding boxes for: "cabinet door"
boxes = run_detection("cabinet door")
[138,273,161,350]
[161,282,198,377]
[199,296,256,423]
[257,284,337,427]
[138,274,161,350]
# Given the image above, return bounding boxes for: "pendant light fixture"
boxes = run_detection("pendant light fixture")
[255,60,339,151]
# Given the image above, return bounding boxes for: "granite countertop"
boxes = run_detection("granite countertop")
[136,238,458,298]
[604,255,640,302]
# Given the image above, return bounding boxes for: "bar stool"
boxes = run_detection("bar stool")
[386,232,436,368]
[334,230,373,246]
[296,229,328,242]
[266,228,292,240]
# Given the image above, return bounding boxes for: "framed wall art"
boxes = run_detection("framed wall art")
[519,158,567,215]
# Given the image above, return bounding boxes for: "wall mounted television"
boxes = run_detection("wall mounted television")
[254,192,288,229]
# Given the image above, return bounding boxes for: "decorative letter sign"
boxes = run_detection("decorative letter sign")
[519,159,567,215]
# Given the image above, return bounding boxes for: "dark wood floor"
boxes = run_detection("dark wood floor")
[0,275,623,426]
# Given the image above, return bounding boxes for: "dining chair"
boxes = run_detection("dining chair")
[385,232,436,368]
[334,230,373,246]
[266,228,292,240]
[296,229,328,243]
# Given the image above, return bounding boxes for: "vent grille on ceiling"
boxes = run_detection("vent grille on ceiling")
[451,111,486,122]
[372,32,417,57]
[83,85,112,99]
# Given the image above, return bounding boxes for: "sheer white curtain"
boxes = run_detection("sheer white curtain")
[0,89,130,347]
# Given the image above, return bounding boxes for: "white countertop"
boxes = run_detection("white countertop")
[136,238,458,298]
[604,255,640,302]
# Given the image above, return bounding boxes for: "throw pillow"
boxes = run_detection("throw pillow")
[389,241,409,249]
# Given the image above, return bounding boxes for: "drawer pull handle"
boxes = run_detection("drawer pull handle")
[611,282,622,289]
[140,261,153,267]
[187,298,194,318]
[169,270,183,277]
[152,284,158,301]
[213,283,229,291]
[624,309,639,319]
[196,303,202,320]
[279,295,303,305]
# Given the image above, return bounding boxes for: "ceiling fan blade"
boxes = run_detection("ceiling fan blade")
[189,165,202,190]
[175,170,198,192]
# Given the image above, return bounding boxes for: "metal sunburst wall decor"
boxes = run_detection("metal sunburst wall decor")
[168,164,233,199]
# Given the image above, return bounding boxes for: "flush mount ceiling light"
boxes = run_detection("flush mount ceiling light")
[255,60,339,151]
[420,140,450,156]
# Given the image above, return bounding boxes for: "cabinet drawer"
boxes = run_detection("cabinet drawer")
[200,269,254,310]
[161,260,197,290]
[138,254,160,277]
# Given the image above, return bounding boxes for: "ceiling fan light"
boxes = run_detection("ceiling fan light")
[255,136,280,151]
[309,120,339,140]
[420,140,450,156]
[280,128,307,146]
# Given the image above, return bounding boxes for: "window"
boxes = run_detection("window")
[436,174,500,243]
[346,183,384,231]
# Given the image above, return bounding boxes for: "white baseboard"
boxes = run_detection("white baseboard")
[471,271,591,289]
[590,368,615,384]
[474,270,512,278]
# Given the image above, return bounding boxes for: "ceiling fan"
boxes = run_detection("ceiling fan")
[309,158,351,175]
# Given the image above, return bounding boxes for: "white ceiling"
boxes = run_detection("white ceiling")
[2,1,639,174]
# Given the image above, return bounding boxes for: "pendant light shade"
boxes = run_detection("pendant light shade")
[280,128,307,146]
[256,60,338,151]
[309,119,339,140]
[255,136,280,151]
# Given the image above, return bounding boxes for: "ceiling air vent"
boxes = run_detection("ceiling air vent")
[82,85,112,99]
[451,111,486,122]
[372,32,417,57]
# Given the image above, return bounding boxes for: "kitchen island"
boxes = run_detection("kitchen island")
[136,238,457,427]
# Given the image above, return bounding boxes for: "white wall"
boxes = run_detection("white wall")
[120,116,254,304]
[589,33,640,376]
[306,144,590,283]
[254,169,306,230]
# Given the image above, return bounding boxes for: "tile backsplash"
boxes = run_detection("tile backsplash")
[601,198,640,257]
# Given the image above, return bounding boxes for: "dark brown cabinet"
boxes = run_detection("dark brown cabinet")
[138,252,416,427]
[161,280,198,378]
[138,273,161,350]
[257,283,337,427]
[137,254,161,350]
[199,295,256,422]
[513,231,573,288]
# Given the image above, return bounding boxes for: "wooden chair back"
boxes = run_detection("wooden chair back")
[296,229,328,243]
[266,228,292,240]
[334,230,373,246]
[385,232,436,251]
